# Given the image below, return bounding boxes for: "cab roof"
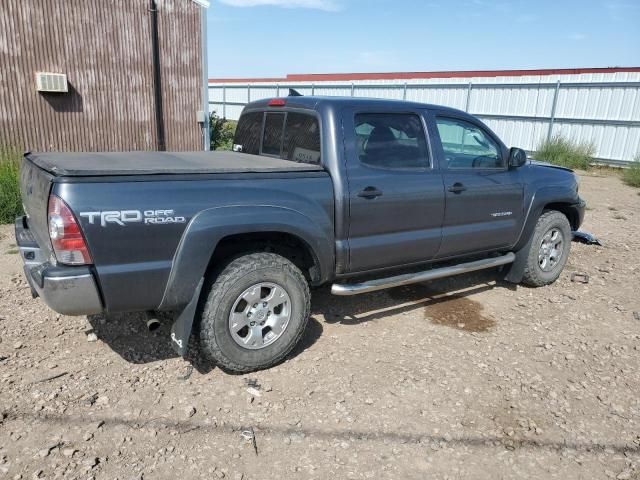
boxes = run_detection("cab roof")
[244,95,467,116]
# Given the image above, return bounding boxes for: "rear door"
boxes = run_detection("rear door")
[343,108,445,272]
[429,112,524,258]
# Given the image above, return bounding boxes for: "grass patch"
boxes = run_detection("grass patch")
[535,135,595,171]
[0,147,23,224]
[622,155,640,188]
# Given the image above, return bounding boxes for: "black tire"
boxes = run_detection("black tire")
[199,252,310,373]
[521,210,572,287]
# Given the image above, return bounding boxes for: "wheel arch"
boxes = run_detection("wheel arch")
[207,231,322,284]
[158,205,334,311]
[506,188,580,284]
[542,202,581,230]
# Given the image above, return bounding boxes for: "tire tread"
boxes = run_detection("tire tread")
[521,210,571,287]
[200,252,310,373]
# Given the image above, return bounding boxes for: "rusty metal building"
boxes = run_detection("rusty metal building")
[0,0,209,152]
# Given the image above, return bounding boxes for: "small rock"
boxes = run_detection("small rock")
[82,457,99,468]
[62,448,76,457]
[214,470,225,478]
[364,398,374,405]
[246,387,262,398]
[87,333,98,342]
[37,449,50,458]
[617,470,632,480]
[633,312,640,321]
[570,273,589,284]
[565,353,576,360]
[95,396,109,406]
[13,342,23,350]
[185,406,196,418]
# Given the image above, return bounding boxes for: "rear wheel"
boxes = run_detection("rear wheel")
[199,252,310,373]
[521,210,571,287]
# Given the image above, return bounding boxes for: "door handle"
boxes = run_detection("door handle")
[448,183,467,194]
[357,186,383,199]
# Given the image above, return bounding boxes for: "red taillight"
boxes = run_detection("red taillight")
[48,195,92,265]
[268,98,286,107]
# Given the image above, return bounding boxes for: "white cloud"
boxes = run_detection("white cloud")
[218,0,340,10]
[568,33,587,41]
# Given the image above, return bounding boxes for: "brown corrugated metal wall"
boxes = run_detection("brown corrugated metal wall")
[0,0,202,152]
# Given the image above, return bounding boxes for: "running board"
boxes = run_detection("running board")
[331,252,516,296]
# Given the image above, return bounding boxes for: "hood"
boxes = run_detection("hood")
[528,159,574,173]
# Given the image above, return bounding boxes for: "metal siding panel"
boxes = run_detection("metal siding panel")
[208,72,640,161]
[0,0,202,152]
[158,0,202,151]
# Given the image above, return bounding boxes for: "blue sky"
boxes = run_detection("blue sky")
[207,0,640,78]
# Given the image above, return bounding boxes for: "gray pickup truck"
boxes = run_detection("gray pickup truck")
[16,95,585,372]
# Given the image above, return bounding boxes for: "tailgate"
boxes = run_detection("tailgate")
[20,154,54,258]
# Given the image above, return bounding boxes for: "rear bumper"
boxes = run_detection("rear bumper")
[15,216,103,316]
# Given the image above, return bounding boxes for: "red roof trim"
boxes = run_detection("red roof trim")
[209,67,640,84]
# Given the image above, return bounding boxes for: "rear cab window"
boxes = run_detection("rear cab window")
[354,113,430,169]
[233,109,321,165]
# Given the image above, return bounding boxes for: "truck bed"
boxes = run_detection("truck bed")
[26,151,323,177]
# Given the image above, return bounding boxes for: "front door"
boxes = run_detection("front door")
[431,114,524,258]
[344,109,445,272]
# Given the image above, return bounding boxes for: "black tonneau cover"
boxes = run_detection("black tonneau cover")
[27,151,323,177]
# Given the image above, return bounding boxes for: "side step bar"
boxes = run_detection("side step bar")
[331,252,516,296]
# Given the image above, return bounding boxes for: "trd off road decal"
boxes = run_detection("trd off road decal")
[80,209,186,227]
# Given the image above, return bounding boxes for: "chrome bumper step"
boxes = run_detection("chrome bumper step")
[331,252,516,296]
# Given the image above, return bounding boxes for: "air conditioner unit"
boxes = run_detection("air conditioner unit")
[35,72,68,93]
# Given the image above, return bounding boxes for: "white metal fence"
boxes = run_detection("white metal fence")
[209,76,640,165]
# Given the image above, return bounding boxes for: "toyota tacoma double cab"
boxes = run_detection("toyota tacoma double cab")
[16,95,585,372]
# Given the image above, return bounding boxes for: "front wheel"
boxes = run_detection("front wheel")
[199,252,310,373]
[521,210,572,287]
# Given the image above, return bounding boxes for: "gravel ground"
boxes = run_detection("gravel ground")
[0,172,639,480]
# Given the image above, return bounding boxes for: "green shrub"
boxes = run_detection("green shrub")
[622,154,640,188]
[210,111,237,151]
[0,147,23,224]
[535,135,595,170]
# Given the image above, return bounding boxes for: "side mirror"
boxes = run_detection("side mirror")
[508,147,527,168]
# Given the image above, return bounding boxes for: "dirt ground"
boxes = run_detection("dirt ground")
[0,172,639,480]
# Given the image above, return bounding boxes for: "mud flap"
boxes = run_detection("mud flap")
[503,235,534,284]
[170,278,204,357]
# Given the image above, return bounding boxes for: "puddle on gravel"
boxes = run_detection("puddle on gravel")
[388,284,496,332]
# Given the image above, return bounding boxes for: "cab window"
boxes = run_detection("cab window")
[232,111,263,155]
[233,110,321,165]
[354,113,429,169]
[435,117,503,169]
[261,112,285,156]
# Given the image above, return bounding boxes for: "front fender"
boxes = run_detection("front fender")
[505,184,582,284]
[158,204,334,310]
[513,185,580,252]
